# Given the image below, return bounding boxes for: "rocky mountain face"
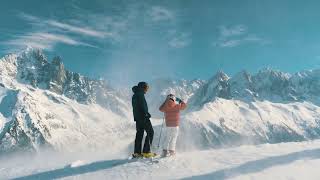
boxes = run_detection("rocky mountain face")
[188,71,230,108]
[0,48,130,118]
[189,69,320,109]
[0,89,50,153]
[0,85,132,153]
[0,48,132,153]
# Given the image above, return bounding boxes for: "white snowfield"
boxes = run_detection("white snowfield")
[178,99,320,150]
[1,140,320,179]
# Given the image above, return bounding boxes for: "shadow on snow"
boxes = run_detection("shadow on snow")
[183,148,320,180]
[12,158,131,180]
[12,148,320,180]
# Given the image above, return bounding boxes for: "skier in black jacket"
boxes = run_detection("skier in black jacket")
[132,82,155,158]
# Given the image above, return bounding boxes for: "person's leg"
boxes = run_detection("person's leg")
[168,127,179,155]
[164,127,174,156]
[134,121,144,154]
[143,120,154,153]
[162,127,170,157]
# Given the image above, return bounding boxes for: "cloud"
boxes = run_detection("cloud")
[168,32,191,48]
[219,39,242,48]
[45,20,111,38]
[149,6,174,22]
[4,32,96,51]
[8,6,185,54]
[4,13,112,51]
[19,13,111,38]
[219,25,247,37]
[214,25,270,48]
[19,13,39,22]
[243,34,271,44]
[73,13,128,42]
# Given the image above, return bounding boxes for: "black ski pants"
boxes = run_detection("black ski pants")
[134,119,154,154]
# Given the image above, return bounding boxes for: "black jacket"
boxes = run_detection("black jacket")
[132,86,151,122]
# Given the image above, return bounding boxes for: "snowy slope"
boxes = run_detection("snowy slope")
[2,140,320,179]
[175,69,320,150]
[0,48,134,153]
[2,48,320,170]
[178,98,320,151]
[0,83,135,153]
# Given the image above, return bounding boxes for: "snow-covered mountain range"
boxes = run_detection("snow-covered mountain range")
[0,48,130,118]
[2,47,320,154]
[189,68,320,108]
[0,48,132,153]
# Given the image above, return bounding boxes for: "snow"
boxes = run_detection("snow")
[3,48,320,179]
[171,98,320,152]
[69,160,86,168]
[0,76,136,152]
[25,88,135,153]
[1,140,320,179]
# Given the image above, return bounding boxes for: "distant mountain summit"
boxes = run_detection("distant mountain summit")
[188,71,230,107]
[0,47,130,117]
[0,48,135,153]
[189,68,320,108]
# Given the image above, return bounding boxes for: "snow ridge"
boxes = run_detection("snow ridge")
[189,68,320,109]
[2,48,320,153]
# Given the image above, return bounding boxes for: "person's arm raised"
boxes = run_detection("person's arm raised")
[180,101,187,110]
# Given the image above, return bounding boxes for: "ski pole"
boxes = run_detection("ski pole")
[157,116,165,148]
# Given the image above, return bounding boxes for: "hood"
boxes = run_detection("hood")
[132,86,143,94]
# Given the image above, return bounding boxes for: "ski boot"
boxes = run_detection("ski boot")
[132,153,143,159]
[142,152,157,158]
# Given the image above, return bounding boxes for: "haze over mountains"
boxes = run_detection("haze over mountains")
[1,47,320,153]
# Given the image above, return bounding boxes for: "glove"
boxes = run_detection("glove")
[175,97,182,104]
[146,113,151,119]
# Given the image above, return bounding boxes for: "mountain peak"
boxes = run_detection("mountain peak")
[210,70,229,83]
[52,56,63,66]
[257,68,290,78]
[232,70,251,80]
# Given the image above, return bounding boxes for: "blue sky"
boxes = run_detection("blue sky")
[1,0,320,86]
